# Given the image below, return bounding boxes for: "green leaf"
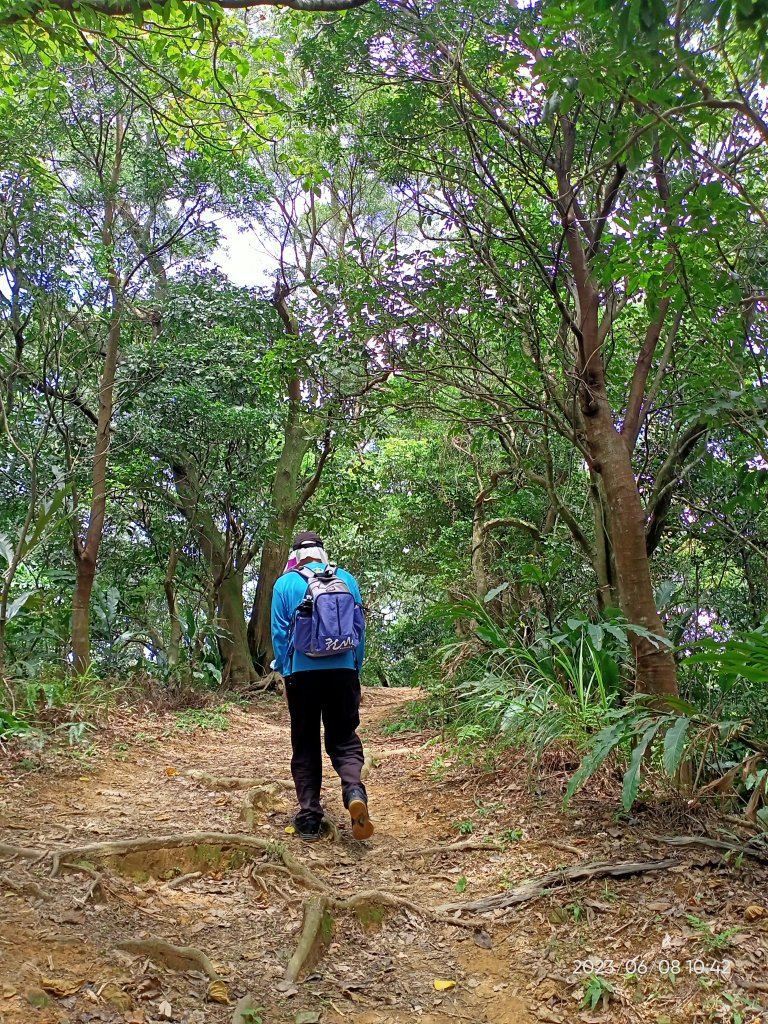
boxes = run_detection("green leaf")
[662,716,691,776]
[587,623,604,651]
[622,721,664,811]
[0,532,14,565]
[565,718,629,805]
[484,582,509,604]
[5,590,37,622]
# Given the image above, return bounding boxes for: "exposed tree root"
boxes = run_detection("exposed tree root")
[183,771,293,792]
[0,832,330,892]
[240,784,289,828]
[437,857,685,914]
[285,894,335,982]
[117,936,221,979]
[321,814,341,843]
[164,871,202,889]
[285,887,486,982]
[0,871,48,901]
[359,745,424,783]
[246,862,295,889]
[232,994,262,1023]
[0,841,45,861]
[649,833,768,863]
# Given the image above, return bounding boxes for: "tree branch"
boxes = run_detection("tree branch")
[482,516,542,541]
[0,0,371,25]
[645,419,708,554]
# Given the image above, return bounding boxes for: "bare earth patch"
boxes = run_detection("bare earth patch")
[1,687,767,1024]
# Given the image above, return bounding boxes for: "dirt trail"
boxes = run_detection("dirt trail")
[1,688,767,1024]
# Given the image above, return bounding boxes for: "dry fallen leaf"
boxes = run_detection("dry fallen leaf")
[1,984,18,999]
[39,977,84,998]
[207,979,230,1005]
[164,766,178,777]
[284,825,296,834]
[157,998,173,1019]
[433,979,456,991]
[745,904,766,921]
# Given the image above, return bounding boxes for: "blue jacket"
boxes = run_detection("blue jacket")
[271,563,365,678]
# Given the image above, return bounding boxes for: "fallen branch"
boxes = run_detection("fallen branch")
[437,857,683,914]
[544,840,588,858]
[359,745,426,783]
[117,937,220,979]
[418,838,503,855]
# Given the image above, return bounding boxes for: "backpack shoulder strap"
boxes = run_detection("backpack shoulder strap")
[292,566,316,581]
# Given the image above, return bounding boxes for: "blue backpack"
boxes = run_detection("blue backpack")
[289,565,364,662]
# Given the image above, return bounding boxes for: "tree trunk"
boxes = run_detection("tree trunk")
[171,463,257,688]
[582,408,677,695]
[589,473,619,612]
[248,518,296,673]
[163,545,182,668]
[471,500,491,602]
[247,281,331,673]
[559,165,678,698]
[71,553,97,675]
[218,571,255,685]
[68,115,126,675]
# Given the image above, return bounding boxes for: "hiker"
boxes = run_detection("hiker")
[271,531,373,843]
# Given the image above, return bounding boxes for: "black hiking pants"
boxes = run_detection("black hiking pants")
[284,668,367,829]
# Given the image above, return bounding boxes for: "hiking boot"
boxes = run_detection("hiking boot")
[347,787,374,841]
[293,816,323,842]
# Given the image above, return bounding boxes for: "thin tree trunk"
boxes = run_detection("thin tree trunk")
[164,545,181,668]
[70,119,124,674]
[471,495,490,602]
[171,463,257,687]
[247,282,331,672]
